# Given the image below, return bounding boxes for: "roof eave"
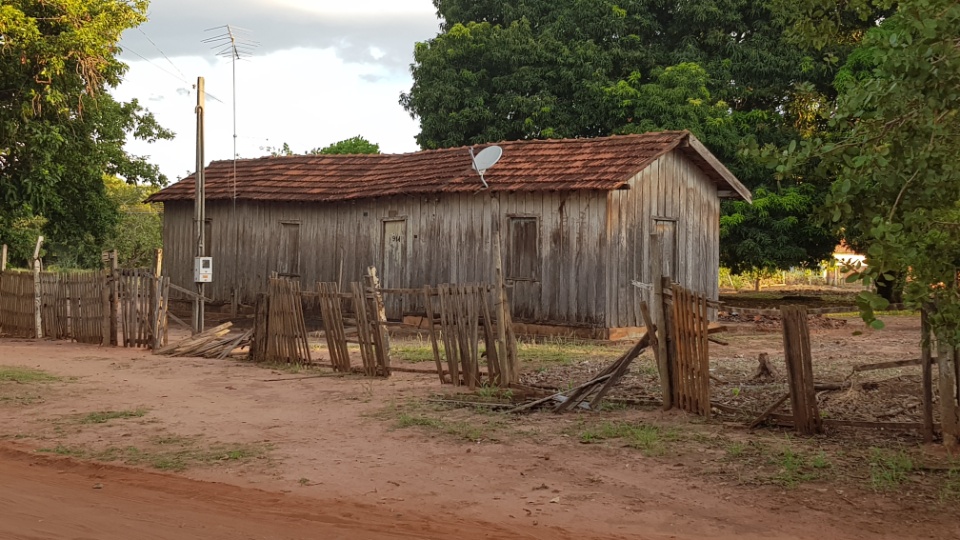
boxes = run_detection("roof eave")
[683,134,753,203]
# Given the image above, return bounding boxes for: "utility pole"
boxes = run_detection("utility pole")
[193,76,206,334]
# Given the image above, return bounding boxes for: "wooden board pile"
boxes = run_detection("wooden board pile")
[509,331,650,413]
[154,322,252,359]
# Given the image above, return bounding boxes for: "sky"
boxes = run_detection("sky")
[113,0,441,182]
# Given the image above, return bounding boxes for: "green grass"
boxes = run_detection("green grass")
[395,412,490,441]
[391,341,439,363]
[577,421,678,456]
[0,366,60,383]
[869,448,914,491]
[771,448,817,488]
[516,340,623,366]
[76,408,149,424]
[37,437,269,472]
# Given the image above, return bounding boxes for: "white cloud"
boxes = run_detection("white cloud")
[113,48,422,182]
[111,1,440,182]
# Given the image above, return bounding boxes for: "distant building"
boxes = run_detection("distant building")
[148,131,751,338]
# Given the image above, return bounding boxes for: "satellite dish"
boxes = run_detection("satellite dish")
[468,145,503,189]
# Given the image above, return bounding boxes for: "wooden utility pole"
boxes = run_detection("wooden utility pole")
[491,194,517,385]
[193,77,206,334]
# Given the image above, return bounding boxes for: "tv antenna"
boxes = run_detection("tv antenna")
[468,145,503,189]
[203,25,258,201]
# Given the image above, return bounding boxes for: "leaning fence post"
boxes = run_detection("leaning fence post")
[1,244,7,272]
[365,266,391,376]
[921,306,935,443]
[32,236,44,339]
[780,305,822,435]
[650,233,672,409]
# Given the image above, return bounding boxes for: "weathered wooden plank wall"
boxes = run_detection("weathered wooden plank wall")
[162,190,609,326]
[606,151,720,328]
[160,149,721,329]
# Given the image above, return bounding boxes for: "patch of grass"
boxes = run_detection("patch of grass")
[0,393,43,406]
[77,408,149,424]
[939,467,960,502]
[395,413,489,441]
[869,447,914,491]
[578,421,676,457]
[37,444,86,458]
[516,339,622,366]
[772,447,817,488]
[475,385,514,402]
[391,339,438,363]
[0,366,60,383]
[37,438,269,472]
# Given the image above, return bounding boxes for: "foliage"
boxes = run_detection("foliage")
[771,0,960,341]
[312,135,380,155]
[0,0,172,269]
[261,136,381,157]
[403,0,886,272]
[101,177,162,268]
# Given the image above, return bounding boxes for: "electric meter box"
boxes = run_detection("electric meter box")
[194,257,213,283]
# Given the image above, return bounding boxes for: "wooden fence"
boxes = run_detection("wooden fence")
[39,271,110,344]
[117,269,170,349]
[263,277,312,365]
[0,265,169,349]
[667,284,712,417]
[0,271,36,338]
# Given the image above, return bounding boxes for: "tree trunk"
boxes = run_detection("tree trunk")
[875,271,904,304]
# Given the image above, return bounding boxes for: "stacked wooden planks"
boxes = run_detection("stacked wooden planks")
[155,322,251,359]
[350,280,389,377]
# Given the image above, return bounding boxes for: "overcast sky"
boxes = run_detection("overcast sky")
[112,0,441,182]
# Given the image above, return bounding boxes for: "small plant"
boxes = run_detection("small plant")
[726,441,746,458]
[731,387,741,398]
[869,448,913,491]
[298,477,311,487]
[811,451,831,470]
[772,448,817,488]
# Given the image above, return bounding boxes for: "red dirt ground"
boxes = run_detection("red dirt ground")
[0,337,955,540]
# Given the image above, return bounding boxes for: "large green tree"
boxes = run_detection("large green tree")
[401,0,884,272]
[0,0,171,268]
[777,0,960,444]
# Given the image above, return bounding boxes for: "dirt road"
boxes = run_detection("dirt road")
[0,445,593,540]
[0,336,954,540]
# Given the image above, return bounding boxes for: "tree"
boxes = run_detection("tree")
[311,136,380,155]
[778,0,960,444]
[402,0,883,273]
[0,0,172,268]
[101,177,162,268]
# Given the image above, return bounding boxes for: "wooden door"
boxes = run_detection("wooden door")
[380,220,406,319]
[654,219,678,281]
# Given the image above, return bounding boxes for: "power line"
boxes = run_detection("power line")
[137,27,188,81]
[120,45,225,104]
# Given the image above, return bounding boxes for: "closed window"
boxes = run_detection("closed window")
[277,221,301,276]
[507,217,539,280]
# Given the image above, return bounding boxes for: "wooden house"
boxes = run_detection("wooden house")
[148,131,751,338]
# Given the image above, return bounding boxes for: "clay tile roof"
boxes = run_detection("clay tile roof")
[148,131,751,204]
